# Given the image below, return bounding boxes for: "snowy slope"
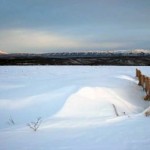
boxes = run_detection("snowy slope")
[0,66,150,150]
[1,49,150,58]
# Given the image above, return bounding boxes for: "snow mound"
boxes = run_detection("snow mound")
[143,106,150,116]
[55,87,136,119]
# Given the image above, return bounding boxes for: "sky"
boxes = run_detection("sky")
[0,0,150,53]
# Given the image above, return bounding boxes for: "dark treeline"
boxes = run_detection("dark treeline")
[0,56,150,65]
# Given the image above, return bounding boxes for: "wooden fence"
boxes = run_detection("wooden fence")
[136,69,150,100]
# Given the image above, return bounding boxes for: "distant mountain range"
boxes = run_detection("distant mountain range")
[0,50,7,54]
[0,49,150,57]
[0,49,150,65]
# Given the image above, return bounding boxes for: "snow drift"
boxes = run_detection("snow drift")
[0,66,150,150]
[55,87,136,118]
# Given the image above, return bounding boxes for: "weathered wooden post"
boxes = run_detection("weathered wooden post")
[145,77,149,93]
[142,75,146,91]
[136,68,139,77]
[141,75,145,90]
[144,78,150,101]
[138,71,142,86]
[137,69,141,78]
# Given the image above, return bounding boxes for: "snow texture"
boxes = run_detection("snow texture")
[0,66,150,150]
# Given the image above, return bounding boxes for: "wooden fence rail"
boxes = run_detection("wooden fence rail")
[136,69,150,101]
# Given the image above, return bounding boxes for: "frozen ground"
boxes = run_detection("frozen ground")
[0,66,150,150]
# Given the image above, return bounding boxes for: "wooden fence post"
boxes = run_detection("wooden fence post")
[142,75,146,91]
[144,78,150,101]
[137,69,140,78]
[136,69,139,77]
[145,77,149,93]
[141,75,145,90]
[138,71,142,86]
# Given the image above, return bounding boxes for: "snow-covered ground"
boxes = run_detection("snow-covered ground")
[0,66,150,150]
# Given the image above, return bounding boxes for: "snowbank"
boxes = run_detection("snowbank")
[0,66,150,150]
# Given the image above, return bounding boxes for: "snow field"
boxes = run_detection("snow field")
[0,66,150,150]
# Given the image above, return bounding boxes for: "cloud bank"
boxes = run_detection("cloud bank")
[0,0,150,52]
[0,29,125,53]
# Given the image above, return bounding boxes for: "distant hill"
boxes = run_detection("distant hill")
[0,49,149,65]
[1,49,150,56]
[0,50,7,54]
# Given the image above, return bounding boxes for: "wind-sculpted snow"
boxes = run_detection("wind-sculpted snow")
[55,87,136,119]
[0,66,150,150]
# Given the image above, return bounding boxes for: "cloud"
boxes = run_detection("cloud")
[0,28,125,53]
[0,29,82,52]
